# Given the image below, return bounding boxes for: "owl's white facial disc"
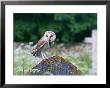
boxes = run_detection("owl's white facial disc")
[44,31,56,48]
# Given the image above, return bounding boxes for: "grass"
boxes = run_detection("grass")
[13,42,92,75]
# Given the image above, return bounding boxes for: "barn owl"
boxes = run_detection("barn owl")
[31,31,56,59]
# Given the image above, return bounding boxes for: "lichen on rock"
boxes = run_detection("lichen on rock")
[29,56,81,75]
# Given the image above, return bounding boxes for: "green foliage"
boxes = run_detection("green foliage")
[14,13,97,43]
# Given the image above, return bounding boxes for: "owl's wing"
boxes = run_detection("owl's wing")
[31,38,46,56]
[35,39,46,50]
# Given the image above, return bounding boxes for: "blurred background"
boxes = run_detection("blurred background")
[14,13,97,43]
[13,13,97,75]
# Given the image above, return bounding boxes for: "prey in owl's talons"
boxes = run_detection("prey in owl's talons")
[31,31,56,60]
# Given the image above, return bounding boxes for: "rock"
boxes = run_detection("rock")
[29,56,81,75]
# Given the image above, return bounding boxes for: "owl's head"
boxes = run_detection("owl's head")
[43,31,56,48]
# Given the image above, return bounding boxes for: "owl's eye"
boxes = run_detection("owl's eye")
[46,35,48,37]
[50,35,53,37]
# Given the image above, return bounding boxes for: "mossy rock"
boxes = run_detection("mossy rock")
[29,56,81,75]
